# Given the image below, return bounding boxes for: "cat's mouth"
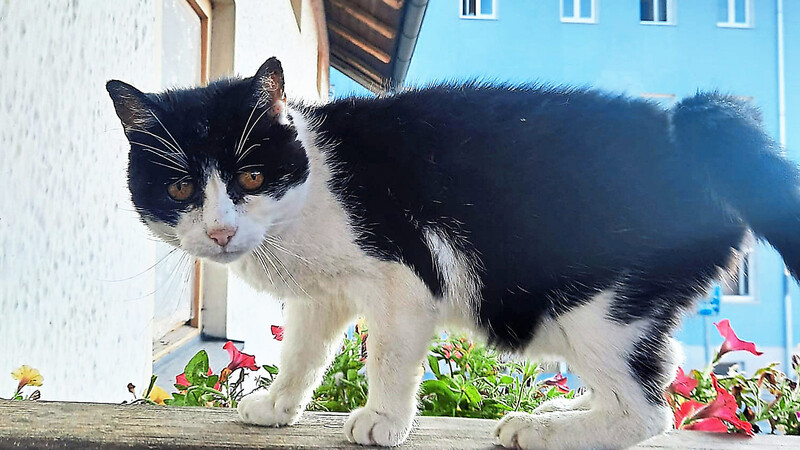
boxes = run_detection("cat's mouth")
[204,248,248,264]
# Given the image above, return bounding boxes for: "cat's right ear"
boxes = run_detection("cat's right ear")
[106,80,156,133]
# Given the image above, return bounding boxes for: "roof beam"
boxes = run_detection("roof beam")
[329,21,391,64]
[329,0,396,39]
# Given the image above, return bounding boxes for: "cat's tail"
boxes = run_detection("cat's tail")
[672,92,800,280]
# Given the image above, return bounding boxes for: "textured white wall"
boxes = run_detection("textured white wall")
[0,1,162,401]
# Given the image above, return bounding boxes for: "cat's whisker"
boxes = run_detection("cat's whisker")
[252,247,275,286]
[99,247,181,282]
[261,243,312,299]
[264,237,312,266]
[130,140,188,168]
[144,157,189,174]
[149,110,189,162]
[128,127,186,163]
[236,101,261,157]
[238,107,271,159]
[236,143,262,163]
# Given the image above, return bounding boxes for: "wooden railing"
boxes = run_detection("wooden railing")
[0,400,790,449]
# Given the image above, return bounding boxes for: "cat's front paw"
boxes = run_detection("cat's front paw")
[237,391,302,427]
[344,407,413,447]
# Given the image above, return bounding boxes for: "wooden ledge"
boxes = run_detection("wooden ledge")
[0,400,794,449]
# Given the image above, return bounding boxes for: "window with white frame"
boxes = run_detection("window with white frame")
[640,0,675,25]
[561,0,596,23]
[460,0,496,19]
[720,250,755,299]
[718,0,753,28]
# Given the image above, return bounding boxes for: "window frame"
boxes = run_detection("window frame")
[640,0,677,26]
[718,0,754,29]
[459,0,497,20]
[560,0,598,24]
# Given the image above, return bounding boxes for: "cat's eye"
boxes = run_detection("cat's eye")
[238,171,264,191]
[167,180,195,201]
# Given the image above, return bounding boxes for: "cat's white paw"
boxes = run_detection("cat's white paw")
[344,407,413,447]
[494,412,550,449]
[531,393,590,414]
[237,391,302,427]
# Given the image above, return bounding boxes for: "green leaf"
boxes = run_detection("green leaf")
[184,350,210,386]
[263,364,279,375]
[347,369,358,381]
[428,355,441,377]
[421,379,458,401]
[464,384,481,407]
[206,375,219,389]
[500,375,515,385]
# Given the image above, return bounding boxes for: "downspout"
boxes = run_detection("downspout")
[777,0,793,375]
[390,0,429,91]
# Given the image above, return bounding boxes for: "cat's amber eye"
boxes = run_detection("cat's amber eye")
[167,180,195,201]
[238,171,264,191]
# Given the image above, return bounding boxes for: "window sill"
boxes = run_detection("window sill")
[717,22,753,29]
[560,18,597,24]
[721,295,758,304]
[459,15,497,20]
[640,21,676,26]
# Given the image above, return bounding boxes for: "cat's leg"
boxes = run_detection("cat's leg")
[238,298,353,426]
[344,267,438,447]
[494,291,674,449]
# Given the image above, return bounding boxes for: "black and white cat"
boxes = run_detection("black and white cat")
[107,57,800,449]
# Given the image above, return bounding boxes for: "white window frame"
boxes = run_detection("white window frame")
[721,232,758,304]
[459,0,497,20]
[640,0,677,26]
[560,0,597,24]
[718,0,754,29]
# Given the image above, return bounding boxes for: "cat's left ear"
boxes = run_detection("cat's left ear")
[106,80,158,133]
[252,57,287,121]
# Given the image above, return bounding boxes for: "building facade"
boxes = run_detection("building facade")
[332,0,800,374]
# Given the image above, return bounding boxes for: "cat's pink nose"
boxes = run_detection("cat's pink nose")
[207,226,237,247]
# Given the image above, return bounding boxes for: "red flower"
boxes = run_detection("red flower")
[223,341,259,371]
[674,373,753,435]
[442,343,454,360]
[175,368,220,390]
[714,319,763,361]
[271,325,284,341]
[542,372,570,393]
[668,367,698,398]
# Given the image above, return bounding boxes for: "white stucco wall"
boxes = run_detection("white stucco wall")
[0,0,160,401]
[0,0,326,401]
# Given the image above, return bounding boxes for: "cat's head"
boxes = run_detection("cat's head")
[106,57,310,264]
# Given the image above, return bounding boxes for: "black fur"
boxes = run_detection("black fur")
[311,85,800,352]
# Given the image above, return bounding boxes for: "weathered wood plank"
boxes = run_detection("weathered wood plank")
[0,400,795,449]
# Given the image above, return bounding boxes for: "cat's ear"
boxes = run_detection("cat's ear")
[251,57,287,121]
[106,80,157,133]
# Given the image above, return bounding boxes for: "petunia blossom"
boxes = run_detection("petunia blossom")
[224,341,259,371]
[176,368,220,390]
[714,319,763,362]
[675,373,753,435]
[668,367,698,398]
[271,325,284,341]
[542,372,570,394]
[11,365,43,389]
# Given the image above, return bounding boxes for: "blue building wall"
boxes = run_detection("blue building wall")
[330,0,800,372]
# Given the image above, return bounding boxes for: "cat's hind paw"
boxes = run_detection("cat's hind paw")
[344,407,413,447]
[237,391,302,427]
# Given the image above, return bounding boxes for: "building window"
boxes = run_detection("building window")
[460,0,496,19]
[641,0,675,25]
[720,251,754,298]
[718,0,753,28]
[561,0,597,24]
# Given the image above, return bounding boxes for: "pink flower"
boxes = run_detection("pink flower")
[675,373,753,435]
[668,367,698,398]
[175,368,220,390]
[223,341,259,371]
[542,372,570,394]
[714,319,763,361]
[271,325,284,341]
